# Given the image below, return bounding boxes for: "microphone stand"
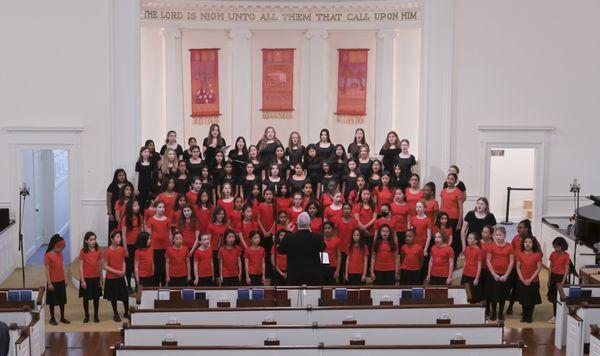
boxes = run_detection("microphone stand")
[18,185,30,288]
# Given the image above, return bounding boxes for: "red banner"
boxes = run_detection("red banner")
[262,49,295,112]
[190,49,220,117]
[336,49,368,116]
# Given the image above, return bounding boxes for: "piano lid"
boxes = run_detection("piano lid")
[577,195,600,221]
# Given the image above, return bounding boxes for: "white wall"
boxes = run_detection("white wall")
[53,150,70,237]
[489,149,534,222]
[141,27,167,146]
[452,0,600,217]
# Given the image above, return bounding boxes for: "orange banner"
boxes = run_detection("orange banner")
[262,49,294,112]
[336,49,368,116]
[190,49,220,117]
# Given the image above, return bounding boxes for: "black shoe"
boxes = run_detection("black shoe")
[113,314,121,322]
[526,318,533,324]
[520,316,526,322]
[49,318,58,326]
[60,318,71,324]
[93,316,100,323]
[123,312,130,319]
[506,306,513,315]
[490,311,497,321]
[83,316,89,323]
[499,314,505,321]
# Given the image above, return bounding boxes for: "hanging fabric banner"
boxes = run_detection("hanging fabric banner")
[336,49,368,121]
[262,48,295,119]
[190,48,220,123]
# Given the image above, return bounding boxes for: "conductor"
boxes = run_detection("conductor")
[277,212,325,286]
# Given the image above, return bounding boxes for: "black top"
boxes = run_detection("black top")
[443,180,467,192]
[368,177,381,190]
[148,152,161,170]
[357,159,373,178]
[379,147,401,174]
[159,144,184,158]
[106,181,133,214]
[463,211,497,237]
[286,146,305,167]
[186,160,204,179]
[241,175,262,199]
[258,141,280,165]
[263,176,284,195]
[343,175,358,198]
[319,175,338,194]
[228,151,248,183]
[270,159,290,179]
[347,142,368,159]
[182,149,193,161]
[278,230,326,286]
[391,174,409,192]
[202,137,226,166]
[304,158,322,185]
[315,143,335,163]
[331,159,346,178]
[393,154,416,186]
[288,176,309,193]
[174,176,190,195]
[135,161,154,194]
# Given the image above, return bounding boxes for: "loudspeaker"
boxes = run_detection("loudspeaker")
[0,208,9,231]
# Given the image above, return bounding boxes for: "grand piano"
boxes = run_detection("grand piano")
[575,195,600,250]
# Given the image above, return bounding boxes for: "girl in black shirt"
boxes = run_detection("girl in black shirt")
[317,162,337,198]
[174,161,189,195]
[145,140,161,170]
[199,166,216,204]
[316,128,335,162]
[443,165,467,198]
[228,137,249,184]
[263,163,284,196]
[210,151,225,193]
[159,130,184,160]
[160,148,179,179]
[304,144,322,192]
[182,137,197,161]
[186,145,203,179]
[285,131,305,167]
[202,123,226,167]
[241,162,261,200]
[393,139,416,187]
[106,169,131,235]
[390,163,408,191]
[287,162,308,194]
[271,145,290,180]
[356,146,373,178]
[347,128,368,160]
[257,126,282,165]
[135,146,153,209]
[379,131,401,174]
[331,144,347,179]
[342,159,359,199]
[369,160,383,190]
[221,161,236,196]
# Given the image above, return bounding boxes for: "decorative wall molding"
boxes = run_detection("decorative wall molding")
[81,198,106,206]
[3,126,85,134]
[477,125,556,132]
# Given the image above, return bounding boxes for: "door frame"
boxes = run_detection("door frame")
[478,125,554,234]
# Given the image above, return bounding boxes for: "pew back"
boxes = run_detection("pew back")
[555,284,600,349]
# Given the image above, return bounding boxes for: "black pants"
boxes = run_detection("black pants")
[196,276,214,286]
[153,249,166,286]
[323,266,337,285]
[347,273,365,285]
[212,250,220,278]
[248,274,263,286]
[261,234,274,279]
[522,305,536,321]
[125,244,136,289]
[429,276,448,286]
[374,270,395,285]
[287,268,322,286]
[338,253,348,284]
[271,270,287,286]
[221,276,240,286]
[399,269,421,285]
[169,276,188,287]
[448,219,461,264]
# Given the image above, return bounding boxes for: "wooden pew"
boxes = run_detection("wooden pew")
[566,303,600,356]
[0,287,46,311]
[129,303,486,326]
[590,324,600,356]
[136,285,471,309]
[0,305,44,356]
[122,322,504,347]
[113,343,524,356]
[8,324,31,356]
[555,284,600,349]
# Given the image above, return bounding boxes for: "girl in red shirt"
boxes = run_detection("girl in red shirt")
[156,177,177,219]
[347,176,368,204]
[276,185,293,212]
[45,234,69,325]
[370,224,399,285]
[103,231,129,322]
[374,203,397,235]
[433,212,454,259]
[276,210,292,233]
[480,225,495,316]
[185,177,202,205]
[373,172,394,212]
[244,231,266,286]
[422,182,439,223]
[324,191,344,224]
[145,200,172,286]
[143,194,156,229]
[194,190,214,235]
[485,227,514,321]
[391,188,410,247]
[169,194,188,227]
[217,182,236,222]
[207,206,228,278]
[399,229,423,285]
[337,203,358,279]
[114,184,133,230]
[287,192,304,231]
[440,173,465,257]
[353,189,377,248]
[122,199,142,292]
[176,204,199,251]
[218,229,242,286]
[271,229,289,286]
[166,231,191,286]
[323,222,342,284]
[239,205,258,250]
[548,237,570,322]
[516,236,543,323]
[409,201,433,253]
[404,173,423,216]
[194,234,214,286]
[134,231,155,288]
[461,232,482,302]
[78,231,102,323]
[229,196,244,233]
[257,189,276,238]
[345,229,369,285]
[427,231,455,286]
[307,201,323,233]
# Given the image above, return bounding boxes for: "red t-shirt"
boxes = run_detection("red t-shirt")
[122,215,142,245]
[104,246,126,279]
[244,246,266,275]
[463,245,482,278]
[217,199,235,221]
[511,235,522,259]
[166,246,189,278]
[405,188,424,216]
[324,236,341,267]
[353,204,375,235]
[550,251,570,275]
[401,243,423,271]
[480,241,494,270]
[194,248,213,278]
[271,244,288,271]
[374,187,394,212]
[78,249,101,279]
[194,206,214,234]
[218,246,241,278]
[410,216,432,248]
[324,205,343,225]
[391,202,409,232]
[147,216,171,250]
[186,191,199,205]
[157,192,177,218]
[373,240,396,271]
[143,208,156,226]
[287,207,304,231]
[134,247,154,278]
[310,217,323,234]
[45,251,65,283]
[176,221,198,249]
[347,245,369,274]
[518,251,542,281]
[424,199,440,222]
[440,188,462,220]
[276,197,293,212]
[240,220,259,249]
[258,202,275,233]
[433,226,454,244]
[229,209,243,233]
[321,194,345,208]
[207,222,228,250]
[374,217,397,233]
[489,243,514,275]
[170,210,182,228]
[430,245,455,278]
[336,217,358,254]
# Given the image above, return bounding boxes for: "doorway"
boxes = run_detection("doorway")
[20,149,70,264]
[489,148,535,229]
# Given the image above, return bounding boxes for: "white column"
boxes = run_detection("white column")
[305,29,329,143]
[375,29,398,150]
[111,0,141,174]
[162,28,185,139]
[418,0,455,184]
[229,29,253,143]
